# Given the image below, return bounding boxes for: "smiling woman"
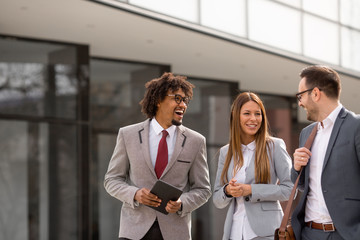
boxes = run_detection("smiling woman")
[213,91,293,240]
[239,100,262,144]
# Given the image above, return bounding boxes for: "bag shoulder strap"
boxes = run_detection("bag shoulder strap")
[278,124,318,235]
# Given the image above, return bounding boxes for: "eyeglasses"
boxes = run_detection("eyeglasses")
[295,88,315,102]
[167,94,190,105]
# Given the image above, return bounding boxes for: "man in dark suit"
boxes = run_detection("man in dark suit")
[291,65,360,240]
[104,72,211,240]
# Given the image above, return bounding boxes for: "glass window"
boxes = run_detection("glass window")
[0,120,79,240]
[303,14,339,65]
[96,133,121,240]
[248,0,301,53]
[129,0,198,23]
[341,27,360,72]
[340,0,360,30]
[90,59,168,130]
[0,38,84,119]
[303,0,338,21]
[200,0,246,37]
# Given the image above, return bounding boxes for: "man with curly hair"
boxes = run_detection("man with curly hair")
[104,72,211,240]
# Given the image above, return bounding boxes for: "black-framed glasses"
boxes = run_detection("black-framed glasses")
[295,88,314,102]
[167,94,190,105]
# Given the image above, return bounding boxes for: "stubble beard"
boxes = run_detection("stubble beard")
[306,106,318,122]
[171,119,182,126]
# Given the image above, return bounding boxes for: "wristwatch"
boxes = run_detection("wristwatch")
[176,203,183,215]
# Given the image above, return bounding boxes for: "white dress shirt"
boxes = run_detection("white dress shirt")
[149,118,177,167]
[230,141,258,240]
[305,104,342,223]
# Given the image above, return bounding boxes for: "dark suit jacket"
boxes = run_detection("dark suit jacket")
[291,107,360,240]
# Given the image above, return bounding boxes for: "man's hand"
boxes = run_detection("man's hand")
[165,199,182,213]
[134,188,161,207]
[293,147,312,171]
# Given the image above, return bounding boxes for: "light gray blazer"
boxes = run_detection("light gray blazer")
[213,137,293,239]
[291,108,360,240]
[104,119,211,240]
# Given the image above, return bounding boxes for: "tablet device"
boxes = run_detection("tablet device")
[149,180,183,215]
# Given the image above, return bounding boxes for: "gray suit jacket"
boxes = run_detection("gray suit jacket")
[213,137,293,239]
[291,107,360,240]
[104,119,211,240]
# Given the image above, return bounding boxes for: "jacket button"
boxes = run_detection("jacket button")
[245,196,249,201]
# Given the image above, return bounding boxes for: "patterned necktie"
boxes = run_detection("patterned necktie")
[155,130,169,179]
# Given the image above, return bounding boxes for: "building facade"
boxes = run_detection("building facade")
[1,0,360,239]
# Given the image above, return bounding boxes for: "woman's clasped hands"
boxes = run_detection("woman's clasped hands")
[225,178,252,198]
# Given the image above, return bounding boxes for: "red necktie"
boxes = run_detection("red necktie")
[155,130,168,179]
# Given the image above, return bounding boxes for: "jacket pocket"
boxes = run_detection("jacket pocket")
[261,201,282,211]
[344,195,360,201]
[177,159,191,163]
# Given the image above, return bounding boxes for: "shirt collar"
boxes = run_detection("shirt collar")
[151,118,176,137]
[242,140,256,151]
[318,104,342,130]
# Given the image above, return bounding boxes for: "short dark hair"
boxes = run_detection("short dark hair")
[300,65,341,99]
[140,72,195,118]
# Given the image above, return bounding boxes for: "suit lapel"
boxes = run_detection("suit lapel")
[161,125,186,178]
[226,149,255,183]
[138,119,157,178]
[322,107,347,170]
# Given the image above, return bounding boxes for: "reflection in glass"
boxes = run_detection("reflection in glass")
[200,0,246,37]
[0,38,80,119]
[129,0,198,23]
[0,63,78,118]
[0,63,44,101]
[303,0,338,21]
[303,14,339,64]
[248,0,301,53]
[341,27,360,72]
[55,64,77,96]
[90,59,164,130]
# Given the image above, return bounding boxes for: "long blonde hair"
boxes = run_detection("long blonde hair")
[221,92,272,185]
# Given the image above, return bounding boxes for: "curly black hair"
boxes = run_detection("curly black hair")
[140,72,195,118]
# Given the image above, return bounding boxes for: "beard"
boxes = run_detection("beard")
[306,112,315,121]
[171,119,182,126]
[305,100,318,122]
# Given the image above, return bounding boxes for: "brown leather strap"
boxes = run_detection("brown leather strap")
[306,221,336,232]
[278,124,318,239]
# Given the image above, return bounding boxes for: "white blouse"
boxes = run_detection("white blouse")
[230,140,258,240]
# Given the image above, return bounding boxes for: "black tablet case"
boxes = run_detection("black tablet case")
[149,180,183,215]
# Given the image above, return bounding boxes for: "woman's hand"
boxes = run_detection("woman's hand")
[225,179,252,197]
